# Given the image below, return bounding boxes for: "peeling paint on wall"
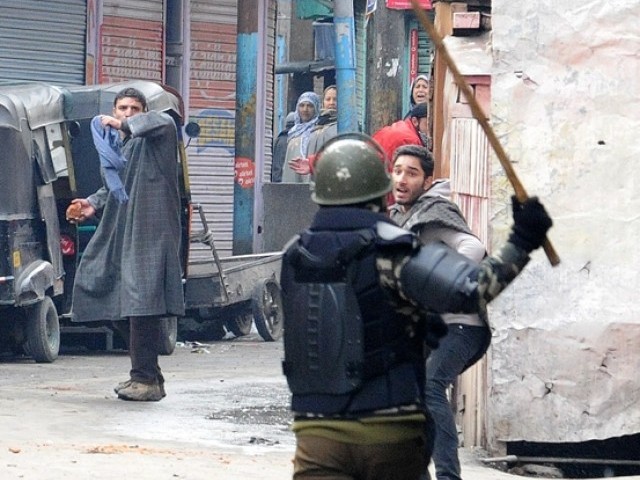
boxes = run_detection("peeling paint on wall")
[487,0,640,448]
[385,58,400,77]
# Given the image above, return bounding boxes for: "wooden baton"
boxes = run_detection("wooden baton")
[410,0,560,266]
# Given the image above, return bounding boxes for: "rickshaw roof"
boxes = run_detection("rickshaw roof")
[0,81,183,132]
[0,83,66,130]
[63,81,184,123]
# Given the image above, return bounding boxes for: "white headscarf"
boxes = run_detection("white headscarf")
[288,91,320,157]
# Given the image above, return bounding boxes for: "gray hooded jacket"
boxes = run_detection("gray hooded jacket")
[389,179,487,327]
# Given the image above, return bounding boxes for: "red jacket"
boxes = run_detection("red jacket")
[309,118,423,173]
[372,118,424,206]
[372,117,423,167]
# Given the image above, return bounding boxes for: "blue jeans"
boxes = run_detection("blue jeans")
[425,324,490,480]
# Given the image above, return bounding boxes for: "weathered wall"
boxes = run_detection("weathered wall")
[487,0,640,448]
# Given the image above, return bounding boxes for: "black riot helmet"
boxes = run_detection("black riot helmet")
[311,133,392,206]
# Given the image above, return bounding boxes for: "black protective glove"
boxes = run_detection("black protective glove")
[508,195,553,253]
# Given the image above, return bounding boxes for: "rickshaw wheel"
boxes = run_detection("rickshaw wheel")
[252,278,283,342]
[159,317,178,355]
[225,310,253,337]
[25,296,60,363]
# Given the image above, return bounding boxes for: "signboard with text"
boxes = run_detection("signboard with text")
[234,157,255,189]
[386,0,432,9]
[409,29,419,85]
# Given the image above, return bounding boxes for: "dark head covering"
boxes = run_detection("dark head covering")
[409,103,429,119]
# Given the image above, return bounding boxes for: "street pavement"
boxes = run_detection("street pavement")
[0,331,637,480]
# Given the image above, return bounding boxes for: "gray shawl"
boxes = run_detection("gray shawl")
[72,111,185,321]
[389,185,473,236]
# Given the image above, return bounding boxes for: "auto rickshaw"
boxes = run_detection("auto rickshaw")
[0,83,70,362]
[0,81,192,362]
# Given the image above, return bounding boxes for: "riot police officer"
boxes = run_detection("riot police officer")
[280,133,552,480]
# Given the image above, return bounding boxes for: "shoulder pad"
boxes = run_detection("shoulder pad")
[375,221,412,241]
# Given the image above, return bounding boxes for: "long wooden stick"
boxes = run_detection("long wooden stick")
[410,0,560,266]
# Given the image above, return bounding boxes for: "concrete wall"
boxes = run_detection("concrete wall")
[486,0,640,449]
[261,183,318,252]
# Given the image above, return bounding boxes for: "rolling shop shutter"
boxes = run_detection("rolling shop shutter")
[355,3,367,131]
[262,1,276,184]
[187,0,238,258]
[0,0,87,85]
[407,14,435,109]
[100,0,165,82]
[412,17,434,77]
[187,0,277,258]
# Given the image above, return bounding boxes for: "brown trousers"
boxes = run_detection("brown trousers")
[293,434,427,480]
[129,316,163,384]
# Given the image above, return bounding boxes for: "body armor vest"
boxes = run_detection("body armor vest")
[281,225,426,416]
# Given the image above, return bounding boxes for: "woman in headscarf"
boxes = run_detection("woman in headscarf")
[404,74,430,119]
[321,84,337,111]
[307,85,338,157]
[282,91,320,183]
[410,74,430,109]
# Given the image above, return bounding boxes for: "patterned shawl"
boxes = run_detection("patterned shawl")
[288,91,320,157]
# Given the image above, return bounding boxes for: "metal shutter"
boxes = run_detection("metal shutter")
[187,0,238,258]
[100,0,165,82]
[355,3,367,132]
[0,0,87,85]
[406,14,435,109]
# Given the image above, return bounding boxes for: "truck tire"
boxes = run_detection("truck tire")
[25,296,60,363]
[252,278,283,342]
[225,311,252,337]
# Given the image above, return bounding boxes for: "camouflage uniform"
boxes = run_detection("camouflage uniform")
[378,239,530,322]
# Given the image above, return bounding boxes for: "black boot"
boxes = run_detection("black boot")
[116,316,165,401]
